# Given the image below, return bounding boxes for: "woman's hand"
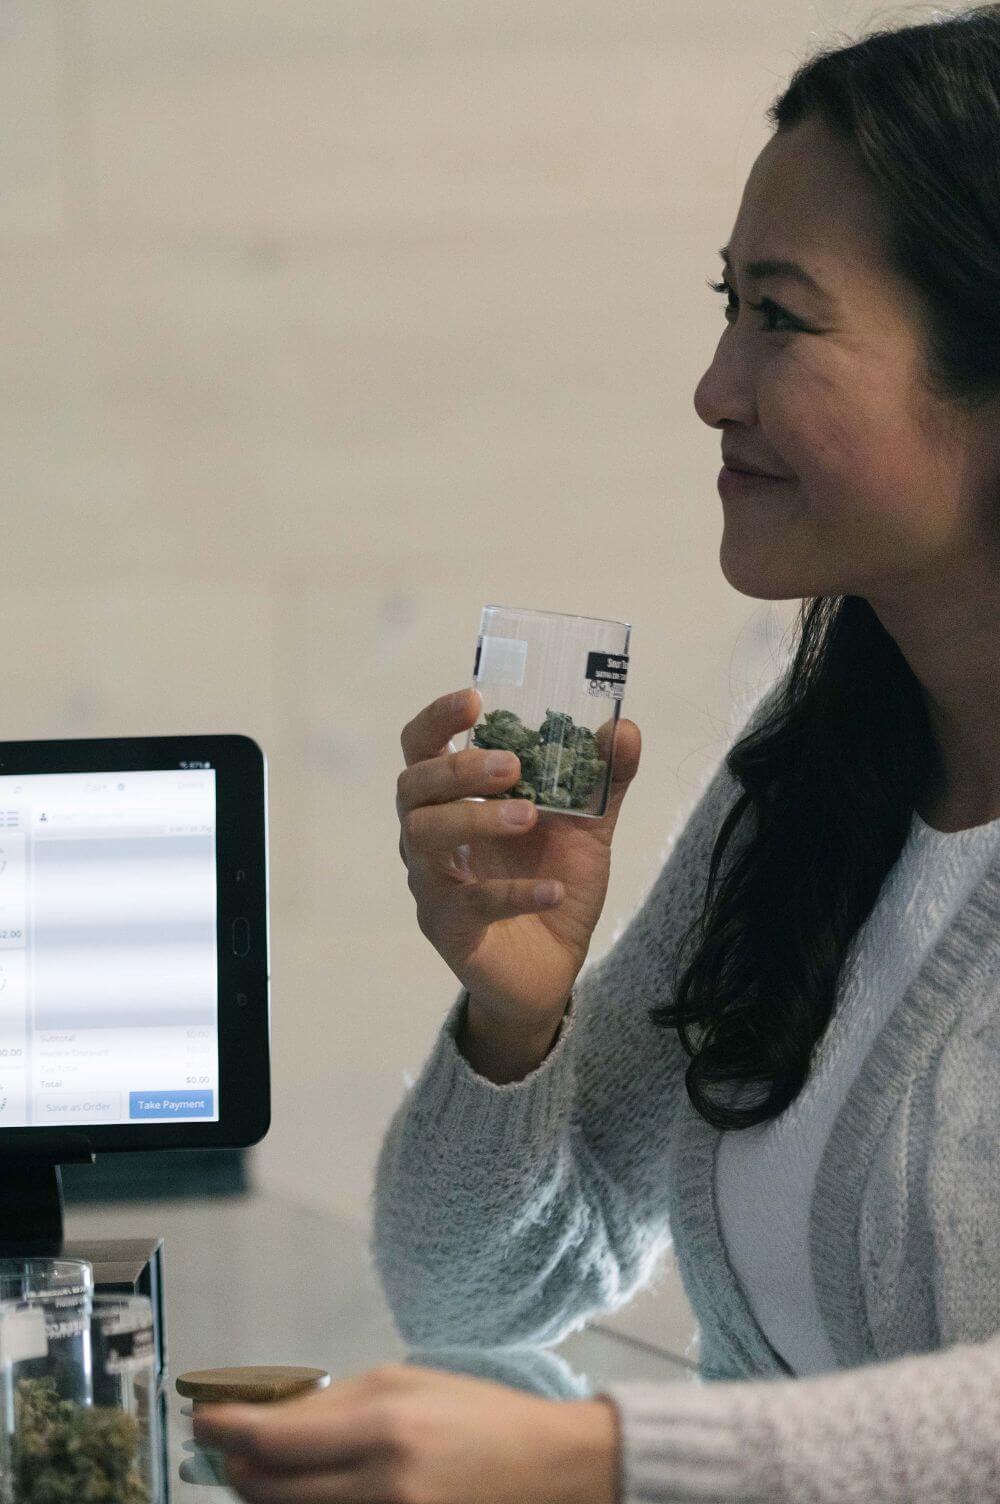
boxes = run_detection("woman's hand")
[193,1361,622,1504]
[397,688,642,1031]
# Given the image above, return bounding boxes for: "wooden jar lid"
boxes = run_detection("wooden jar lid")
[176,1365,331,1404]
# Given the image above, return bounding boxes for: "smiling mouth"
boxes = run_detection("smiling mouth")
[720,464,790,484]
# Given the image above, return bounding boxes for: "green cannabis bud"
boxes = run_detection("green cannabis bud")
[470,709,538,759]
[12,1376,150,1504]
[472,706,607,811]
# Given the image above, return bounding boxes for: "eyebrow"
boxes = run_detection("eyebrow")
[719,245,833,306]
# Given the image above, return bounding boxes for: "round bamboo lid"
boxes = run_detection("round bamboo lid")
[176,1365,331,1404]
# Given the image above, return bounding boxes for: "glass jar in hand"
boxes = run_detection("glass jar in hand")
[463,606,630,819]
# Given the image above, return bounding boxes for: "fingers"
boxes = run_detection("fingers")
[196,1394,381,1474]
[397,745,520,817]
[396,721,529,871]
[400,688,481,768]
[221,1454,373,1501]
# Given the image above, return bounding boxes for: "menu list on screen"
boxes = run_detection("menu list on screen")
[0,769,219,1127]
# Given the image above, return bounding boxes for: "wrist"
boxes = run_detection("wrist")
[593,1397,624,1504]
[558,1397,622,1504]
[459,994,570,1084]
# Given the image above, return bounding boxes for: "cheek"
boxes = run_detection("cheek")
[756,356,845,475]
[760,378,935,555]
[767,361,921,501]
[786,424,955,573]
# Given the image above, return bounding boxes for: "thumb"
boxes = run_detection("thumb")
[591,718,641,836]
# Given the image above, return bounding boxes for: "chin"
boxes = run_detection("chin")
[718,530,838,601]
[718,550,813,601]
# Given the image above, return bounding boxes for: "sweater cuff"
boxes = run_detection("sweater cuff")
[597,1380,773,1504]
[404,987,578,1160]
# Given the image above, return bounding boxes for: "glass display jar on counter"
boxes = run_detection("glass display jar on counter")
[0,1260,95,1504]
[0,1300,48,1504]
[91,1294,161,1504]
[0,1259,158,1502]
[0,1259,93,1407]
[462,605,631,819]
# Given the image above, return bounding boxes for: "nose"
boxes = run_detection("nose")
[693,336,757,435]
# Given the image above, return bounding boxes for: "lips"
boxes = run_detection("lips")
[723,459,785,479]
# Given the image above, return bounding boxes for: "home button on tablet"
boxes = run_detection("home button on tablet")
[232,918,251,956]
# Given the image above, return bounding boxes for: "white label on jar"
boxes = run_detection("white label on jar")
[475,635,527,689]
[103,1327,155,1375]
[45,1316,87,1340]
[0,1307,47,1365]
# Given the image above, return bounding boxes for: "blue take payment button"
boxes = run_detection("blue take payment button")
[129,1090,214,1119]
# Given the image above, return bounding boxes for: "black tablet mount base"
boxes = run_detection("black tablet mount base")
[0,1154,94,1256]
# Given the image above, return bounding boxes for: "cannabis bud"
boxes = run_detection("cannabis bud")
[471,707,607,811]
[12,1376,149,1504]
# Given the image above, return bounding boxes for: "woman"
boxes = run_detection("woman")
[196,6,1000,1500]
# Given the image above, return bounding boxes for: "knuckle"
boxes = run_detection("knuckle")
[396,766,410,802]
[364,1392,416,1454]
[390,1464,427,1504]
[380,1458,420,1504]
[484,800,507,832]
[456,743,476,773]
[400,807,424,848]
[461,881,484,918]
[462,880,481,915]
[372,1394,417,1456]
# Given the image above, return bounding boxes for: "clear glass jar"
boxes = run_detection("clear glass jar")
[176,1366,331,1490]
[91,1294,161,1504]
[0,1258,93,1406]
[0,1262,98,1504]
[463,605,631,818]
[0,1300,48,1504]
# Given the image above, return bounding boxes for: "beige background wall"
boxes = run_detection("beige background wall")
[3,0,906,1355]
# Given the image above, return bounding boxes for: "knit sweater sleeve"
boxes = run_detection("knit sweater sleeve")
[597,1331,1000,1503]
[368,694,763,1351]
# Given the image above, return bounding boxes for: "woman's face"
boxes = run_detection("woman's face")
[693,115,1000,617]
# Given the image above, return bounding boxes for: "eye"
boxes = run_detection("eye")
[706,276,802,333]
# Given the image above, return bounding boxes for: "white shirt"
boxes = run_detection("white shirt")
[716,809,1000,1375]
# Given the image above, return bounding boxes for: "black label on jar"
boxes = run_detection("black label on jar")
[585,651,629,698]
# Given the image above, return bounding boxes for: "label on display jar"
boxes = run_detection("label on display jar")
[473,634,528,689]
[101,1326,155,1375]
[0,1306,47,1365]
[45,1315,87,1340]
[585,651,629,698]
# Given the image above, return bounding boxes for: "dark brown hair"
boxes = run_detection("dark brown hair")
[650,5,1000,1130]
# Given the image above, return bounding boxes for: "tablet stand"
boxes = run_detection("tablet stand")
[0,1154,94,1256]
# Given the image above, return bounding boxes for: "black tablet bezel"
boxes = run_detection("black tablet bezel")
[0,734,269,1158]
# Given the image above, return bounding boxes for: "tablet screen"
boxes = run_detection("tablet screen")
[0,769,219,1128]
